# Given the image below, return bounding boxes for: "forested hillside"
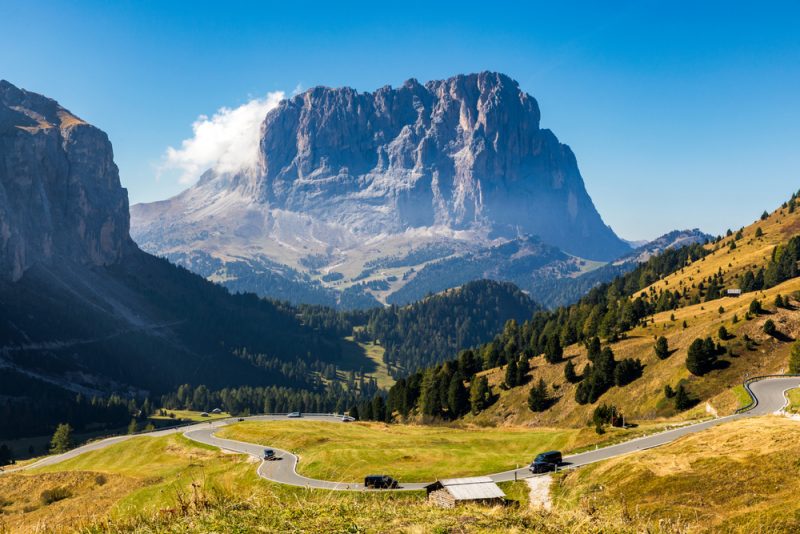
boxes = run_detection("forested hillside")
[351,189,800,425]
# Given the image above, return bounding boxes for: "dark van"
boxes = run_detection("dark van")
[364,475,399,489]
[529,450,562,473]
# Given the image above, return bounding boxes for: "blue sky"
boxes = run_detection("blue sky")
[1,1,798,240]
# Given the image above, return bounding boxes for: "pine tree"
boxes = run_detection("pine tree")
[686,337,717,375]
[674,384,693,411]
[564,360,579,383]
[664,384,675,398]
[127,418,138,435]
[50,423,74,454]
[504,357,518,388]
[544,336,563,364]
[654,336,669,359]
[447,374,469,418]
[527,379,550,412]
[469,376,491,415]
[763,319,777,337]
[516,355,530,385]
[718,325,729,340]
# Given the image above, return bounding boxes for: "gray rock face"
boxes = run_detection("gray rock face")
[243,72,625,258]
[0,80,133,280]
[132,72,631,306]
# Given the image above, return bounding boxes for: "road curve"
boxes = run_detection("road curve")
[6,377,800,489]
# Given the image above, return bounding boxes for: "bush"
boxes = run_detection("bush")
[789,341,800,373]
[686,337,719,376]
[613,358,643,387]
[674,384,694,411]
[41,487,71,505]
[763,319,777,337]
[664,384,675,398]
[718,325,729,340]
[654,336,669,359]
[749,299,762,315]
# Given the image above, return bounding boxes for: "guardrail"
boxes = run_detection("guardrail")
[735,374,800,414]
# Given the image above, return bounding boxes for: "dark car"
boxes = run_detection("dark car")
[529,450,562,473]
[364,475,399,489]
[263,448,277,461]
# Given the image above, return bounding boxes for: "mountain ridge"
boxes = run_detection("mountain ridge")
[132,72,630,308]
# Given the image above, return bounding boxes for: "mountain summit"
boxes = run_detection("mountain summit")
[132,73,630,306]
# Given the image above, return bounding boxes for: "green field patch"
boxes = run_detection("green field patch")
[217,420,630,482]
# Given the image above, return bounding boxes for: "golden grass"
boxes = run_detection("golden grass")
[554,415,800,533]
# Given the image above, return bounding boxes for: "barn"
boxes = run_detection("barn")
[424,477,506,508]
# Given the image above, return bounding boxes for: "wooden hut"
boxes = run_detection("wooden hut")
[425,477,506,508]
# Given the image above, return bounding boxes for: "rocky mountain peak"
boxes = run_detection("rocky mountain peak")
[131,73,631,307]
[0,80,133,280]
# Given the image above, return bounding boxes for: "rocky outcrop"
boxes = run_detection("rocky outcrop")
[0,80,132,280]
[240,71,626,259]
[132,72,632,306]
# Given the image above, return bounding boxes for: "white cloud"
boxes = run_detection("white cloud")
[163,91,285,184]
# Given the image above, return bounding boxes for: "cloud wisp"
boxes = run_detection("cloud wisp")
[162,91,285,184]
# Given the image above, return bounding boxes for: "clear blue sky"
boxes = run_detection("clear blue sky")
[2,1,798,240]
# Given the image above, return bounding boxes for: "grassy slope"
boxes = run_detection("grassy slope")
[338,335,395,389]
[554,415,800,533]
[1,432,667,533]
[786,388,800,414]
[470,204,800,428]
[150,409,231,423]
[217,420,669,482]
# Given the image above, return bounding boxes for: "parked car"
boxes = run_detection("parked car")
[287,412,302,418]
[364,475,399,489]
[263,448,277,461]
[529,450,562,473]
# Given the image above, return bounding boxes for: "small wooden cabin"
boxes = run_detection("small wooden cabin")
[425,477,506,508]
[726,288,742,297]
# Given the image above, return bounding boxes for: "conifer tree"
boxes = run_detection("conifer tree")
[50,423,74,454]
[564,360,579,383]
[654,336,669,359]
[527,379,550,412]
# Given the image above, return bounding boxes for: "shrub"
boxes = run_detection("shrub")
[790,341,800,373]
[613,358,643,387]
[686,337,719,376]
[41,487,71,505]
[654,336,669,360]
[718,325,729,340]
[763,319,777,337]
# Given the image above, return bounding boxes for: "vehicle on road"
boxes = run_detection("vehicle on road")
[364,475,399,489]
[287,412,302,418]
[263,448,277,461]
[237,418,245,422]
[529,450,562,473]
[341,415,355,422]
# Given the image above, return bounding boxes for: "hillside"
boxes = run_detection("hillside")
[0,81,375,440]
[355,190,800,428]
[359,279,540,375]
[555,416,800,533]
[471,194,800,427]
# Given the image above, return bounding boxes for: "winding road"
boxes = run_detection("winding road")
[7,376,800,491]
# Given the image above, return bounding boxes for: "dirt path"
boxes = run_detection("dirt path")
[526,474,552,510]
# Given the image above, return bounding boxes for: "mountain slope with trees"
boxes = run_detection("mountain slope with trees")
[351,190,800,428]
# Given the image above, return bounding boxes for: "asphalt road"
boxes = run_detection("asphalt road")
[6,377,800,490]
